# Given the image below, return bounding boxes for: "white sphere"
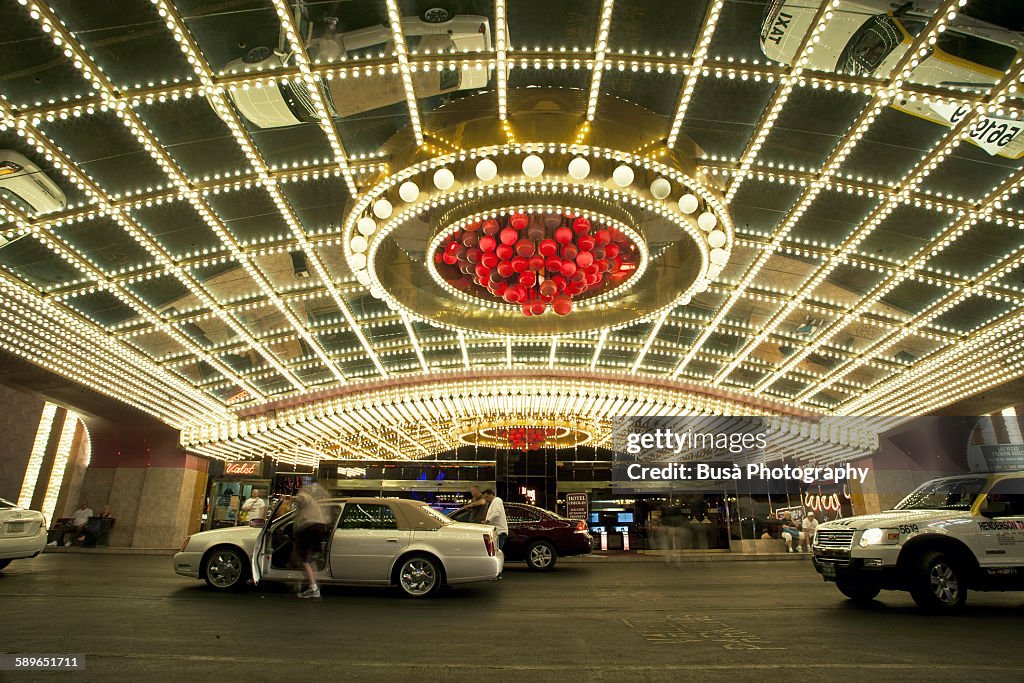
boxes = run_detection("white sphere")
[398,181,420,203]
[355,270,372,286]
[369,285,385,299]
[693,279,709,293]
[357,216,376,236]
[650,177,671,199]
[475,158,498,181]
[567,157,590,179]
[707,264,723,279]
[707,230,726,248]
[697,211,717,232]
[522,154,544,178]
[350,235,368,253]
[349,252,367,270]
[372,198,393,219]
[612,164,634,187]
[710,248,728,266]
[433,167,455,190]
[386,299,399,311]
[678,193,699,214]
[680,294,692,305]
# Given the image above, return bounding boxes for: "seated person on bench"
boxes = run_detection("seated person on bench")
[50,501,93,546]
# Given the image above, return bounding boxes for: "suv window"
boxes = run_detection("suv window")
[339,503,397,530]
[987,478,1024,516]
[895,477,987,511]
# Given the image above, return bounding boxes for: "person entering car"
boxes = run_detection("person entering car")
[293,484,327,599]
[467,484,489,524]
[482,489,508,579]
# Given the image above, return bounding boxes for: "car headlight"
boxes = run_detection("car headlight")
[858,528,899,547]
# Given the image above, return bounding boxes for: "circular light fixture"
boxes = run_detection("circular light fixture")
[373,198,393,219]
[568,157,591,179]
[650,177,671,199]
[709,248,727,266]
[678,194,699,214]
[697,211,717,232]
[612,164,634,187]
[707,230,726,248]
[350,252,367,270]
[370,285,385,299]
[399,181,420,203]
[355,270,372,286]
[680,293,692,305]
[350,235,368,253]
[433,167,455,190]
[522,154,544,178]
[357,216,376,236]
[475,158,498,181]
[693,279,709,293]
[707,264,722,279]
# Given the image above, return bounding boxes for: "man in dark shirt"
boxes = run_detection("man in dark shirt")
[467,485,489,524]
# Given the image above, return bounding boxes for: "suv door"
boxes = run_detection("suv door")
[975,476,1024,569]
[330,502,410,582]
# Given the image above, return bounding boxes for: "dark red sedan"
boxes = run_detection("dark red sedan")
[449,502,593,570]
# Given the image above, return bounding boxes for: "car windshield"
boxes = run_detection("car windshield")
[837,14,902,76]
[422,505,453,526]
[894,477,988,511]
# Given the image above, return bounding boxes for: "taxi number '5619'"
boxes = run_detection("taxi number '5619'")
[898,524,919,534]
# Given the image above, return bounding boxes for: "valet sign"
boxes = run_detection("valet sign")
[224,461,262,477]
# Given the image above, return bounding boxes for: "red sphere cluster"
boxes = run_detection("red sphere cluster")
[493,426,558,451]
[434,211,639,316]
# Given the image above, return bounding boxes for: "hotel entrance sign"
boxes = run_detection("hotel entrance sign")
[565,492,588,521]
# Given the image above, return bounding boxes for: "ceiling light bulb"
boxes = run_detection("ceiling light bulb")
[709,248,727,266]
[355,270,372,286]
[476,158,498,181]
[350,252,367,270]
[650,177,671,199]
[693,279,709,293]
[678,194,699,214]
[707,230,726,248]
[373,198,393,219]
[522,154,544,178]
[433,167,455,190]
[357,217,377,236]
[350,235,368,253]
[612,165,634,187]
[697,211,717,231]
[707,264,723,279]
[399,181,420,203]
[568,157,590,179]
[680,294,692,305]
[370,285,385,299]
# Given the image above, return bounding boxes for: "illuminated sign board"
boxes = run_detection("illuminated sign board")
[224,461,262,477]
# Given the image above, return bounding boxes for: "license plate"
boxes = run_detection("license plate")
[821,563,836,578]
[7,522,26,534]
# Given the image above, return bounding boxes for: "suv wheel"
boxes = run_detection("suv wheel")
[421,7,452,23]
[203,546,250,591]
[525,540,557,571]
[909,550,967,612]
[244,46,273,64]
[835,579,880,603]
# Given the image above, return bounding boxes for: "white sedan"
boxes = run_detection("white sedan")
[174,497,502,598]
[0,497,47,571]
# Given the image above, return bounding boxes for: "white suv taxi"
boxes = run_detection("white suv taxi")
[812,472,1024,611]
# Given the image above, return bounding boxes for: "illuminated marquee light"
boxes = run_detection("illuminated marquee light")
[18,403,58,508]
[495,0,508,119]
[40,411,80,526]
[384,0,424,145]
[585,0,616,122]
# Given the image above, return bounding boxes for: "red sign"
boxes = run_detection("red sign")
[224,461,262,476]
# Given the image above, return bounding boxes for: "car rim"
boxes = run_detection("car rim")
[400,559,436,595]
[929,563,959,604]
[423,8,450,23]
[244,46,272,63]
[530,544,553,567]
[208,552,241,588]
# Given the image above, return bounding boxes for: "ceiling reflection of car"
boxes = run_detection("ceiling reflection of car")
[761,0,1024,158]
[221,1,492,129]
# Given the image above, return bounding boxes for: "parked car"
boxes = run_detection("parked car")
[0,150,67,215]
[760,0,1024,158]
[0,497,47,571]
[449,502,593,571]
[221,1,492,128]
[174,497,502,598]
[812,472,1024,611]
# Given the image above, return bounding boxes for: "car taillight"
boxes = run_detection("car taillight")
[575,520,586,532]
[483,534,495,557]
[180,537,190,552]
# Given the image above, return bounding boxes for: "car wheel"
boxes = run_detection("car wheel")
[835,579,880,603]
[244,46,273,64]
[909,550,967,612]
[0,559,11,571]
[202,546,250,591]
[396,554,443,598]
[525,540,557,571]
[421,7,452,23]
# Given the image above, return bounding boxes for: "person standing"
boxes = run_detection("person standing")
[467,484,489,524]
[293,484,327,599]
[800,510,818,552]
[483,489,508,579]
[241,488,267,526]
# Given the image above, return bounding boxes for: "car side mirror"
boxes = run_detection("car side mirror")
[981,500,1011,518]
